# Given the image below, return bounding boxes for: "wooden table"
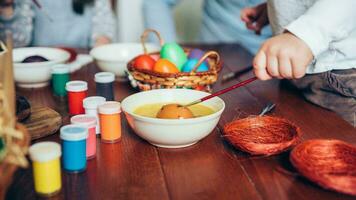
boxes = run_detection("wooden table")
[6,44,356,200]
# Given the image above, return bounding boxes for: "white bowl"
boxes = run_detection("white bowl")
[13,47,70,88]
[90,43,160,81]
[121,89,225,148]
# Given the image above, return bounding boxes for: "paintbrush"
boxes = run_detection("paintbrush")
[183,76,258,107]
[32,0,53,22]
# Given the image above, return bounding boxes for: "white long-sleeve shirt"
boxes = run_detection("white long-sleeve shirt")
[268,0,356,74]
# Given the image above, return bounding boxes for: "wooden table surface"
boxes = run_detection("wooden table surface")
[6,44,356,200]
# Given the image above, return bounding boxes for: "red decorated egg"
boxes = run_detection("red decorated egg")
[153,59,179,73]
[133,55,156,70]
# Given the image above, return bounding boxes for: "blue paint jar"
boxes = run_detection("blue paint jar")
[60,124,88,173]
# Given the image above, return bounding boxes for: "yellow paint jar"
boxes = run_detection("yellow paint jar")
[29,142,62,196]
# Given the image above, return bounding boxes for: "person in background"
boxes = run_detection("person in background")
[0,0,115,48]
[241,0,356,126]
[0,0,32,47]
[143,0,271,54]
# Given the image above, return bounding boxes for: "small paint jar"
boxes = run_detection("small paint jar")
[66,81,88,115]
[98,101,121,143]
[60,124,88,173]
[28,142,62,196]
[70,114,97,159]
[51,64,70,96]
[95,72,115,101]
[83,96,106,135]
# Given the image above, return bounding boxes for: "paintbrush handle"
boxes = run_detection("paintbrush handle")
[31,0,53,22]
[32,0,41,8]
[222,65,253,82]
[201,76,258,102]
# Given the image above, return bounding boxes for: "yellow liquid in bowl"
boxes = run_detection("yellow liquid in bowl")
[134,103,215,118]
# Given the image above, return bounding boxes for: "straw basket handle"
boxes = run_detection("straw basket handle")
[191,51,220,73]
[140,29,164,54]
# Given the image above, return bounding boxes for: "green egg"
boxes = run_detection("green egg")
[160,42,187,71]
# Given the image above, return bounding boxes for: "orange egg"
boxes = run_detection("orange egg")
[153,59,179,73]
[156,104,194,119]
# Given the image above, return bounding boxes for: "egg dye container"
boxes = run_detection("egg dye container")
[99,101,121,143]
[60,125,88,173]
[95,72,115,101]
[66,81,88,115]
[83,96,106,134]
[51,64,70,96]
[70,115,97,159]
[29,142,62,197]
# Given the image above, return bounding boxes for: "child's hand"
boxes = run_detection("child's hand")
[94,36,111,47]
[253,32,314,80]
[241,3,268,35]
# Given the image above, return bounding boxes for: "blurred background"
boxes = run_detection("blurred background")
[116,0,203,43]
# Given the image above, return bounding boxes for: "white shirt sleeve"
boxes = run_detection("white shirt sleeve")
[285,0,356,57]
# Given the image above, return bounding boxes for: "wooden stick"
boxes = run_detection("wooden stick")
[4,32,15,128]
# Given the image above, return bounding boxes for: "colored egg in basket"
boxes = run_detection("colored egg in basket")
[127,29,222,92]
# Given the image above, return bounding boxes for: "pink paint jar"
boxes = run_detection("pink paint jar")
[70,114,97,159]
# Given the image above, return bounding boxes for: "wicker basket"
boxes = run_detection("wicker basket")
[223,116,302,156]
[290,139,356,196]
[127,29,223,92]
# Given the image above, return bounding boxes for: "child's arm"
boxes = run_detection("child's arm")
[91,0,116,47]
[285,0,356,58]
[253,0,356,80]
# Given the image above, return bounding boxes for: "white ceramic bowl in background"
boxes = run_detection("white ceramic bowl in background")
[13,47,70,88]
[121,89,225,148]
[90,43,160,81]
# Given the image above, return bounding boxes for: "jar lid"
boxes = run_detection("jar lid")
[95,72,115,83]
[60,124,88,141]
[83,96,106,109]
[71,114,97,128]
[65,80,88,92]
[98,101,121,114]
[51,64,70,74]
[29,142,61,162]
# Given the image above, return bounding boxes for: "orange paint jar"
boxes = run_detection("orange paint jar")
[98,101,121,143]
